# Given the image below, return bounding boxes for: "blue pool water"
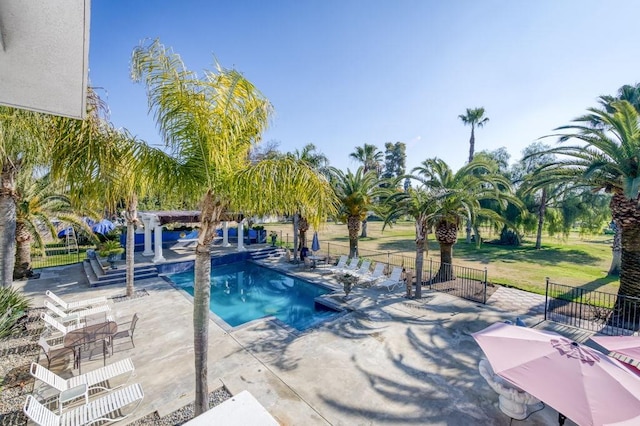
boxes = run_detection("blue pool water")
[167,261,338,330]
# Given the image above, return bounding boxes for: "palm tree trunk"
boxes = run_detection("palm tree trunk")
[414,218,427,299]
[465,219,472,244]
[611,193,640,299]
[125,195,138,297]
[347,216,360,258]
[13,221,32,279]
[535,188,547,250]
[360,219,368,238]
[608,221,621,276]
[292,214,299,262]
[468,125,475,164]
[433,243,455,282]
[0,164,16,288]
[193,191,225,416]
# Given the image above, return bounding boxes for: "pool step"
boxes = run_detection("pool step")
[249,247,285,261]
[83,258,159,287]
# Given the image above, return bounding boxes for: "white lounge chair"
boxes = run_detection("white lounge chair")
[353,260,372,278]
[328,255,349,273]
[361,263,386,284]
[45,301,111,324]
[30,358,135,411]
[341,257,360,273]
[46,290,108,312]
[374,266,404,292]
[23,382,144,426]
[41,312,83,337]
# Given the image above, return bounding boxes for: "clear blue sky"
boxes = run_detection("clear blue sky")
[89,0,640,173]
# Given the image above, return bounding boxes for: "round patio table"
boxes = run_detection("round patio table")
[63,321,117,373]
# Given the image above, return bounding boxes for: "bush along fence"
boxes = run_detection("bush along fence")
[544,279,640,335]
[284,239,489,304]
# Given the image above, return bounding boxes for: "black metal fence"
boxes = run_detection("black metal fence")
[545,279,640,335]
[31,243,91,270]
[315,242,488,304]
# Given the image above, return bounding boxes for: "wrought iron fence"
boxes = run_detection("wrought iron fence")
[544,279,640,335]
[31,243,92,270]
[319,242,488,304]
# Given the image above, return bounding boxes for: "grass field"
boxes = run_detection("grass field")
[262,220,619,296]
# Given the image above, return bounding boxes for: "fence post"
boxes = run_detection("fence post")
[544,277,549,321]
[387,251,390,271]
[429,258,433,288]
[578,288,584,329]
[483,267,488,304]
[327,242,331,262]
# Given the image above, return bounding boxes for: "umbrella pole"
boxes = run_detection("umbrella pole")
[558,413,566,425]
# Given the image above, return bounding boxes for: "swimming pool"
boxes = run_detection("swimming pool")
[167,261,339,330]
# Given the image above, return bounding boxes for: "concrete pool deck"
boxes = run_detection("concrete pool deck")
[16,250,578,425]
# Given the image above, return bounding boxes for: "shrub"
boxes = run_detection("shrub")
[0,287,30,338]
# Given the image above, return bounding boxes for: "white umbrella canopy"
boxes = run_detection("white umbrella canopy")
[472,323,640,426]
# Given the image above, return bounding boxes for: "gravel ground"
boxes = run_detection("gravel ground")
[0,306,231,425]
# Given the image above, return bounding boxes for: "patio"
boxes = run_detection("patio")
[16,250,572,425]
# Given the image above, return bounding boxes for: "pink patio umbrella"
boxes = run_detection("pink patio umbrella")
[472,322,640,426]
[590,335,640,360]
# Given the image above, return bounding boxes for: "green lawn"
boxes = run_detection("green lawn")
[263,221,619,295]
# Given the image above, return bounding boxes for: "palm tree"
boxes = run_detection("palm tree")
[382,185,436,298]
[413,158,518,282]
[350,143,383,175]
[131,39,336,415]
[330,167,382,258]
[0,106,52,287]
[14,172,96,279]
[349,144,383,238]
[458,107,489,163]
[538,101,640,299]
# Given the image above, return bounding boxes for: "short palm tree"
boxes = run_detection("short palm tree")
[459,107,489,163]
[132,39,336,415]
[413,158,518,282]
[330,167,382,258]
[539,101,640,299]
[383,185,436,298]
[14,172,96,279]
[0,106,51,287]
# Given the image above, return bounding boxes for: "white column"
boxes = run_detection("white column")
[142,216,154,256]
[152,220,166,263]
[237,220,246,251]
[222,221,231,247]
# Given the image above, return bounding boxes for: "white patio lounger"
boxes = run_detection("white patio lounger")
[41,312,83,337]
[31,358,135,393]
[23,382,144,426]
[328,255,348,274]
[353,260,372,278]
[361,263,386,284]
[341,257,360,273]
[172,230,199,249]
[45,301,111,324]
[46,290,108,312]
[374,266,404,292]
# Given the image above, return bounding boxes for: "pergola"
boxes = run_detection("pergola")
[138,211,245,263]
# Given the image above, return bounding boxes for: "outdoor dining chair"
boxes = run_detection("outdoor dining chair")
[23,382,144,426]
[37,336,73,370]
[112,313,138,352]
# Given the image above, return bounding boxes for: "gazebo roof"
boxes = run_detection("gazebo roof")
[139,211,244,225]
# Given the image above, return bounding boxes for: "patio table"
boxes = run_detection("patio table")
[307,255,326,269]
[63,321,117,373]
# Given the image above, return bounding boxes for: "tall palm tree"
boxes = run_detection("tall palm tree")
[538,101,640,299]
[131,39,336,415]
[413,158,517,282]
[349,144,383,238]
[350,143,383,175]
[383,185,436,298]
[0,106,51,287]
[14,172,96,279]
[330,167,382,258]
[459,107,489,163]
